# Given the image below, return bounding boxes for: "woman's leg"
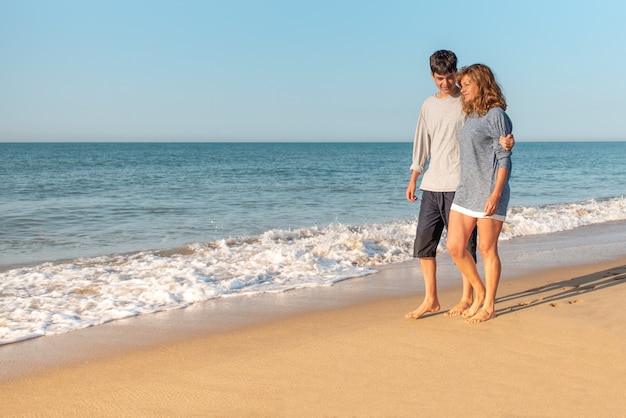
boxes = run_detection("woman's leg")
[466,218,504,323]
[446,210,484,316]
[444,194,475,317]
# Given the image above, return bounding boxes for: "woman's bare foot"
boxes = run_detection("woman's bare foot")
[465,308,496,324]
[444,300,472,317]
[462,295,484,318]
[405,301,440,319]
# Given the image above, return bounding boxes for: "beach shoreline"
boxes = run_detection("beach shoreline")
[2,252,626,415]
[2,220,626,416]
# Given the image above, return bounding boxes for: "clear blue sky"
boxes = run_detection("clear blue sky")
[2,0,625,142]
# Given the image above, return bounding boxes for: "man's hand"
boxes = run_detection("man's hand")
[499,133,515,151]
[406,183,418,202]
[406,171,420,202]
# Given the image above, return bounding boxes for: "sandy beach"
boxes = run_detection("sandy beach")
[2,247,625,417]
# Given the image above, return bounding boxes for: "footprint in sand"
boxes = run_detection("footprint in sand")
[519,297,544,306]
[550,299,582,307]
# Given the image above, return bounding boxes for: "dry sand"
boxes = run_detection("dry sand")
[1,256,625,417]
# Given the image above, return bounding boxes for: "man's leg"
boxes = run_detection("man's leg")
[405,257,440,318]
[406,191,445,319]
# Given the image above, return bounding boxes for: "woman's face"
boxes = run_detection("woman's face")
[459,75,479,103]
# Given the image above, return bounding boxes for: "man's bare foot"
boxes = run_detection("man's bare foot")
[465,308,496,324]
[444,300,472,317]
[405,302,440,319]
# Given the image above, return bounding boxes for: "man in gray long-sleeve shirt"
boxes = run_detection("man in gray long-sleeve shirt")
[405,50,513,319]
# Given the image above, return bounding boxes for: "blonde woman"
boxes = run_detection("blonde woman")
[446,64,513,323]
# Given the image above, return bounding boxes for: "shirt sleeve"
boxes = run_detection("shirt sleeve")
[488,108,513,170]
[409,109,431,173]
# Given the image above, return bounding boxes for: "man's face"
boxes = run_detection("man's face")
[431,72,457,96]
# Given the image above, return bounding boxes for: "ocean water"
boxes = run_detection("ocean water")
[1,141,625,344]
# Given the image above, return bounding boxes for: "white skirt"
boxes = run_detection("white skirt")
[451,203,506,222]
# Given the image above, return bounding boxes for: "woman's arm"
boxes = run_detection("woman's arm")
[486,108,513,216]
[484,167,508,216]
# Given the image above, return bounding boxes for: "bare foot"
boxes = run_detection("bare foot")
[405,302,440,319]
[444,300,472,317]
[462,296,484,318]
[465,308,496,324]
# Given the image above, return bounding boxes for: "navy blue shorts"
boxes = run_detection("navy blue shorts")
[413,190,476,260]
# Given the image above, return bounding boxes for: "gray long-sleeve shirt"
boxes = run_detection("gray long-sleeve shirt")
[453,107,513,217]
[409,93,465,192]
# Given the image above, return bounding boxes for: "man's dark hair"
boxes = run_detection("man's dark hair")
[429,50,457,75]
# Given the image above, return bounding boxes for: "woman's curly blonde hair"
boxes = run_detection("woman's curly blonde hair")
[457,64,506,116]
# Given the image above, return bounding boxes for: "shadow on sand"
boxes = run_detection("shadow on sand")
[495,264,626,317]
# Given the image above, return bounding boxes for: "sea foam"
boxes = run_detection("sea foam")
[1,196,625,345]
